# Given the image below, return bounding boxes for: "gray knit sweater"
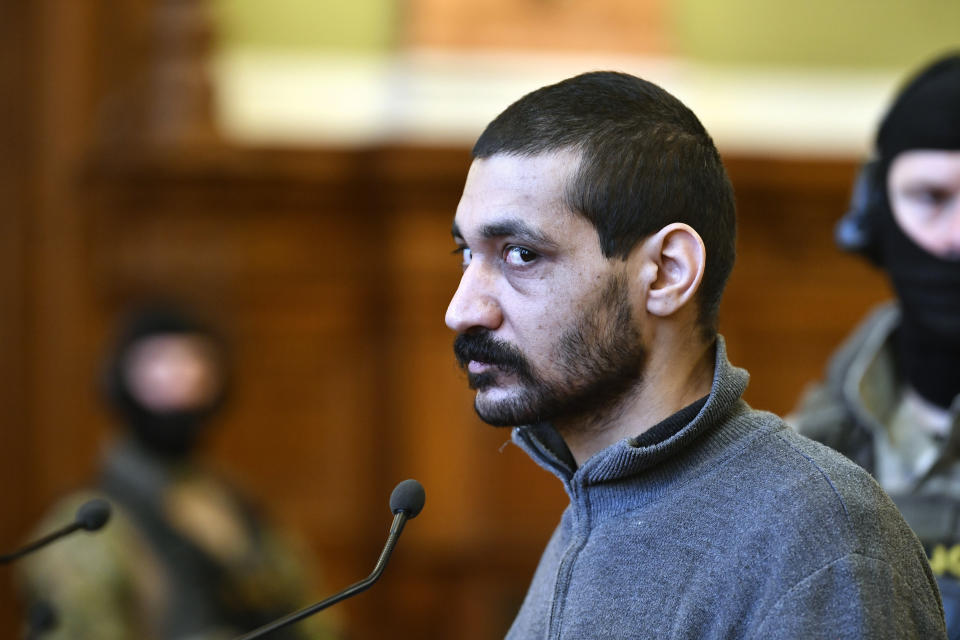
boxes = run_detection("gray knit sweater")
[507,337,946,639]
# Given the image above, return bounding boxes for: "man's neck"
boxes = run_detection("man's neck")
[556,337,716,466]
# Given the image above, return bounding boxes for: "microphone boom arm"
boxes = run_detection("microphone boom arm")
[0,523,82,565]
[234,511,410,640]
[0,499,111,565]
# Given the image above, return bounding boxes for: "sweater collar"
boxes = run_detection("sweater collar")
[512,335,750,487]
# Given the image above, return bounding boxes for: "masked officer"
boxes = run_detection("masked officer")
[17,305,339,640]
[792,52,960,638]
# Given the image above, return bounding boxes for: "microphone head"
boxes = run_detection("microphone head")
[76,499,112,531]
[389,479,425,518]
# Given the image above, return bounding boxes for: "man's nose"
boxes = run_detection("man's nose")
[445,264,503,333]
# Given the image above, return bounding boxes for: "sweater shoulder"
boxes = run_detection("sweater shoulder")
[742,417,927,567]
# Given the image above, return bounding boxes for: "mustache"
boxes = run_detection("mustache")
[453,332,533,378]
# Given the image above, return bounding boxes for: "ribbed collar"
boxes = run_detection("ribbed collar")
[512,336,753,519]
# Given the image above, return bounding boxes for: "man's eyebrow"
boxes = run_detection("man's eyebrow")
[453,219,558,248]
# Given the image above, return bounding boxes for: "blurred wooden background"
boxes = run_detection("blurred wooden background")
[0,1,893,638]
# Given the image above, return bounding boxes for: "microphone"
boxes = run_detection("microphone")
[234,479,426,640]
[0,498,112,565]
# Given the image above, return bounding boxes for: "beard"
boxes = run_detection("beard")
[453,274,645,429]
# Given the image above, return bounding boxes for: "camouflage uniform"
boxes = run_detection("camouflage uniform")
[17,441,341,640]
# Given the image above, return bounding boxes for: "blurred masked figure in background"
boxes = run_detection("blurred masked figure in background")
[17,305,339,640]
[792,52,960,637]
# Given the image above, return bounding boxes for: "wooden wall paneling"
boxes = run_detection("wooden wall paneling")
[83,149,396,631]
[360,147,488,636]
[0,1,32,506]
[0,0,37,635]
[720,156,892,416]
[0,0,113,637]
[27,0,108,522]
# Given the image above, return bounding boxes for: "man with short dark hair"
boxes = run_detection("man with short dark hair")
[446,71,946,639]
[791,52,960,638]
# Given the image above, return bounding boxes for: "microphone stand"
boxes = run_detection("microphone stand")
[0,498,111,565]
[234,511,410,640]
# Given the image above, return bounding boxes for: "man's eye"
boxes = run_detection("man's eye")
[906,187,953,209]
[504,246,538,266]
[453,246,472,268]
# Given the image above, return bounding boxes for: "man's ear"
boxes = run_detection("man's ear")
[642,223,706,318]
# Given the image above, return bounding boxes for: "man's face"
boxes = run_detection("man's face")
[124,333,221,413]
[445,151,646,428]
[888,149,960,258]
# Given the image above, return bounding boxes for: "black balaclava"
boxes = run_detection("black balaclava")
[872,53,960,409]
[104,305,228,458]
